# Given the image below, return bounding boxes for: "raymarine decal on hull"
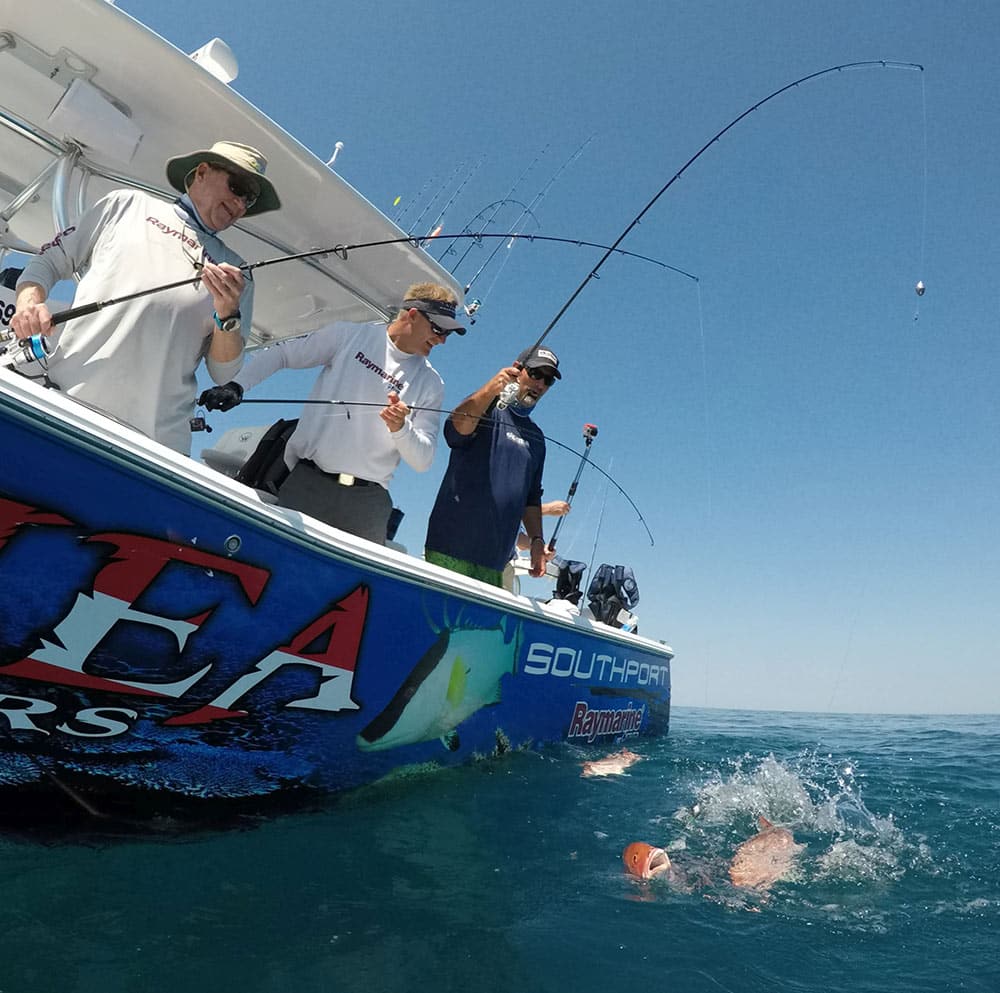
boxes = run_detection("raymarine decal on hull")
[566,701,645,743]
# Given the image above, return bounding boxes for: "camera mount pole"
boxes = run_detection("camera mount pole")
[548,422,598,552]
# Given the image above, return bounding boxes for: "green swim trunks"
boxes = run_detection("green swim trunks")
[424,549,504,588]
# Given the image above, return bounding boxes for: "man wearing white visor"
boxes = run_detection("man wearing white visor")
[200,283,465,545]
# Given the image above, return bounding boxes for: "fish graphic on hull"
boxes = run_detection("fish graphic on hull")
[357,620,521,753]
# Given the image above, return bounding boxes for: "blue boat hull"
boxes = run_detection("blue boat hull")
[0,379,671,818]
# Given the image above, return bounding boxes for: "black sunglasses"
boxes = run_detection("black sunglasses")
[217,168,260,209]
[527,367,556,386]
[415,310,452,337]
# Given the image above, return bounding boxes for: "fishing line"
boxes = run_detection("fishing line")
[522,60,925,357]
[558,470,605,560]
[695,280,712,522]
[587,459,613,583]
[914,70,929,322]
[219,397,654,544]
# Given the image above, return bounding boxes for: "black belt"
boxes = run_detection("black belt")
[299,459,378,487]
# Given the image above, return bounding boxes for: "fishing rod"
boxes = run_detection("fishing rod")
[461,135,595,296]
[391,168,440,226]
[521,60,924,357]
[402,161,467,236]
[547,422,598,553]
[419,156,485,245]
[440,145,549,270]
[435,198,539,265]
[206,396,654,545]
[437,197,542,280]
[21,64,917,340]
[39,231,695,329]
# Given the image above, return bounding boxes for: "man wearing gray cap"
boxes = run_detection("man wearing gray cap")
[12,140,280,454]
[425,345,561,587]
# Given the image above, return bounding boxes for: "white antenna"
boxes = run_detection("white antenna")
[189,38,238,84]
[326,141,345,167]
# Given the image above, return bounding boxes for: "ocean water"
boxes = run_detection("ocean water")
[1,707,996,993]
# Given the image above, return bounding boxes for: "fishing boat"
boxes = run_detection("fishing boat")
[0,0,672,823]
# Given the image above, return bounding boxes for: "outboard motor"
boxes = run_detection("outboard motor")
[586,564,640,628]
[552,557,587,605]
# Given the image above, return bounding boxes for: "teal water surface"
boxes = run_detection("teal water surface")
[1,707,997,992]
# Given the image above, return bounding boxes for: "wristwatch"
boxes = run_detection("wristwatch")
[213,311,241,332]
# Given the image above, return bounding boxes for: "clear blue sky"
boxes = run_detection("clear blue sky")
[117,0,998,715]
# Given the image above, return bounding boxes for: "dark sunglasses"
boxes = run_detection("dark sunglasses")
[527,367,556,386]
[416,310,452,337]
[218,169,260,209]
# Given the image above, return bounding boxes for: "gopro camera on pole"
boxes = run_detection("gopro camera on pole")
[548,423,598,553]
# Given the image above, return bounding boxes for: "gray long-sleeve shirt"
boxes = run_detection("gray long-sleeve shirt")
[18,189,253,454]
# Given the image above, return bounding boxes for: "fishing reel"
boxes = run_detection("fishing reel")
[583,423,598,441]
[496,381,520,410]
[0,327,53,375]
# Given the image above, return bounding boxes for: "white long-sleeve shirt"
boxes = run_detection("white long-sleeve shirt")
[236,321,444,488]
[17,190,252,454]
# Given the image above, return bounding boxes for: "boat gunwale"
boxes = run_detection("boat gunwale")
[0,368,673,658]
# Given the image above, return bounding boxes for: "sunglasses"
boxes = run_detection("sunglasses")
[217,168,260,210]
[527,367,556,386]
[415,309,452,337]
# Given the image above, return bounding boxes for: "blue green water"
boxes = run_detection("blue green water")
[2,707,997,992]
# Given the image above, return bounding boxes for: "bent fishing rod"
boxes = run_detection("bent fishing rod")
[31,62,918,338]
[209,396,654,546]
[521,60,924,357]
[44,232,695,329]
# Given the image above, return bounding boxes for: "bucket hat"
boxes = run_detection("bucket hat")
[166,140,281,216]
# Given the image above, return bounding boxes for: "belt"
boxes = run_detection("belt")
[299,459,378,487]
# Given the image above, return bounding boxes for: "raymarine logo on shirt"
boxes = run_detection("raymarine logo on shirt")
[145,216,220,265]
[40,227,76,254]
[505,430,528,449]
[355,351,405,393]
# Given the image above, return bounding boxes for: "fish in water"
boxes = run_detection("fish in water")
[622,817,803,891]
[581,748,643,778]
[728,816,805,889]
[356,620,520,753]
[622,841,671,880]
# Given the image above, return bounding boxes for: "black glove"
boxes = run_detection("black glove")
[198,381,244,411]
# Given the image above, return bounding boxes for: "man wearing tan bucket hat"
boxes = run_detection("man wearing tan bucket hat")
[13,140,281,455]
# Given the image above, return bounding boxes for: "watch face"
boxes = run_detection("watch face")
[221,317,241,332]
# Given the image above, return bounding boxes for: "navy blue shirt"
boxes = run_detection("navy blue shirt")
[425,405,546,572]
